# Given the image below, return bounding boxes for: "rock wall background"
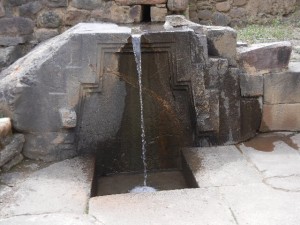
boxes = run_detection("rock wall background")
[189,0,298,26]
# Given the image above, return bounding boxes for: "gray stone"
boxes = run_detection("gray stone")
[0,156,95,217]
[46,0,68,8]
[264,66,300,104]
[238,41,292,75]
[0,17,34,36]
[1,153,23,172]
[212,12,231,26]
[238,133,300,178]
[203,26,237,66]
[6,0,29,6]
[19,1,43,18]
[198,9,212,20]
[37,11,62,28]
[260,104,300,132]
[0,0,4,18]
[220,183,300,225]
[182,146,262,187]
[167,0,188,12]
[0,134,25,167]
[240,73,263,97]
[0,35,29,46]
[34,28,59,42]
[59,108,77,128]
[0,46,23,68]
[206,58,228,88]
[0,214,104,225]
[151,6,167,22]
[115,0,166,5]
[72,0,103,10]
[164,15,200,28]
[240,98,262,141]
[89,188,237,225]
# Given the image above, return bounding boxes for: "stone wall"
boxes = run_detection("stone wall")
[0,0,188,73]
[189,0,297,26]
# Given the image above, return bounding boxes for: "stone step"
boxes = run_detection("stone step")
[0,156,95,218]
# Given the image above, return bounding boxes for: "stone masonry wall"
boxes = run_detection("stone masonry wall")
[189,0,297,26]
[0,0,189,73]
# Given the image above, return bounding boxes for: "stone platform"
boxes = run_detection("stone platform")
[1,132,300,225]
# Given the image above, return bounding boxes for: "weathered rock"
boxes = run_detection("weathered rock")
[37,11,62,28]
[198,9,213,20]
[212,12,231,26]
[0,46,23,68]
[260,104,300,131]
[6,0,29,6]
[0,0,4,18]
[233,0,247,6]
[203,26,237,66]
[0,134,25,167]
[216,1,231,12]
[34,28,59,42]
[1,153,23,171]
[0,17,34,36]
[64,9,90,26]
[0,36,29,46]
[240,98,262,141]
[0,118,11,137]
[164,15,199,28]
[19,1,43,18]
[240,73,263,97]
[264,63,300,104]
[46,0,68,8]
[59,108,77,128]
[229,7,246,18]
[206,57,228,88]
[238,41,292,75]
[151,6,167,22]
[167,0,189,12]
[115,0,166,5]
[71,0,103,10]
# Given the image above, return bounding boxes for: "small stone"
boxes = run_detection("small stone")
[229,7,246,18]
[2,153,24,172]
[64,9,90,26]
[0,17,34,36]
[233,0,247,6]
[167,0,188,12]
[0,118,12,137]
[37,11,62,28]
[130,5,142,23]
[212,12,231,26]
[151,6,167,22]
[46,0,68,8]
[34,28,59,42]
[240,73,263,97]
[71,0,103,10]
[59,108,77,128]
[0,35,29,46]
[19,1,43,19]
[216,1,231,12]
[115,0,166,5]
[198,9,212,20]
[6,0,28,6]
[0,46,23,67]
[0,134,25,167]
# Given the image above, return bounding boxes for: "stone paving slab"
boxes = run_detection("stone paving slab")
[89,188,237,225]
[0,156,95,218]
[219,183,300,225]
[182,146,262,187]
[238,133,300,178]
[0,213,104,225]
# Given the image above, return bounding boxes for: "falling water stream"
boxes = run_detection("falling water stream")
[130,34,156,193]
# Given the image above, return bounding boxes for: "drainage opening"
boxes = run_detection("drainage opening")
[142,5,151,22]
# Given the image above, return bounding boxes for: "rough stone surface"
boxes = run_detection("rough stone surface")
[212,12,231,26]
[0,214,104,225]
[264,66,300,104]
[64,9,90,26]
[151,6,167,22]
[59,108,77,128]
[0,156,95,217]
[0,36,29,46]
[71,0,103,10]
[240,73,263,97]
[260,104,300,131]
[0,17,34,36]
[0,134,25,167]
[0,46,23,68]
[240,98,262,141]
[0,0,4,18]
[167,0,189,12]
[182,146,262,187]
[0,117,11,137]
[216,1,231,12]
[115,0,167,5]
[203,26,237,66]
[46,0,68,8]
[19,1,43,18]
[34,28,59,42]
[238,41,292,75]
[89,188,237,225]
[37,11,62,28]
[1,153,23,171]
